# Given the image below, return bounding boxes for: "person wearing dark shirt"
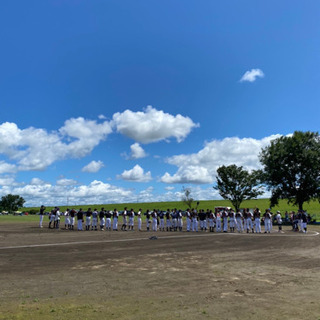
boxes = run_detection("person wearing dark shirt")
[77,208,84,231]
[85,208,92,231]
[39,205,45,228]
[99,208,106,231]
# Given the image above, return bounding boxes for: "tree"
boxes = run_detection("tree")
[0,194,25,214]
[181,187,199,209]
[260,131,320,210]
[214,165,263,211]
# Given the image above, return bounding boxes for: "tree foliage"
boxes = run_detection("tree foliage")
[0,194,25,214]
[260,131,320,210]
[214,165,263,211]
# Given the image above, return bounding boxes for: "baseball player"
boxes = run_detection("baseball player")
[39,205,45,228]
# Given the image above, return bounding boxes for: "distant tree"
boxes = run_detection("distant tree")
[214,165,263,211]
[181,187,195,209]
[0,194,25,214]
[260,131,320,210]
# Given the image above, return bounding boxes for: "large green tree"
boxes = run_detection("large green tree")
[214,165,263,211]
[260,131,320,210]
[0,194,25,214]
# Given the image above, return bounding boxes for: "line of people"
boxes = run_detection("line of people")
[39,206,308,233]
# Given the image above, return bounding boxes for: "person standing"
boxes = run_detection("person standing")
[235,210,243,233]
[263,209,272,233]
[208,210,215,232]
[146,210,151,231]
[192,209,198,232]
[48,208,55,229]
[64,208,70,230]
[121,207,127,231]
[69,209,76,230]
[85,208,92,231]
[152,210,158,232]
[137,209,142,231]
[229,209,236,233]
[275,211,283,233]
[301,210,308,233]
[91,208,98,231]
[222,209,228,233]
[186,209,192,232]
[113,209,119,231]
[39,205,45,228]
[159,210,165,231]
[165,209,171,231]
[99,208,106,231]
[253,209,261,233]
[54,207,61,229]
[77,208,84,231]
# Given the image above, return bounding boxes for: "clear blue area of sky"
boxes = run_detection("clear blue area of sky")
[0,0,319,206]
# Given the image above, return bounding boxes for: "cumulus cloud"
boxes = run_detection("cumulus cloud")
[130,143,147,159]
[56,178,78,186]
[161,134,281,184]
[112,106,199,143]
[0,117,112,171]
[82,160,104,173]
[0,161,17,174]
[165,186,175,191]
[30,178,47,186]
[118,164,152,182]
[240,68,264,82]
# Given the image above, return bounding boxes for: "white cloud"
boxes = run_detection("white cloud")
[112,106,199,143]
[98,114,107,120]
[0,161,17,174]
[118,164,152,182]
[0,117,112,171]
[130,143,147,159]
[165,186,175,191]
[240,68,264,82]
[161,134,281,184]
[56,178,78,186]
[82,160,104,173]
[30,178,47,186]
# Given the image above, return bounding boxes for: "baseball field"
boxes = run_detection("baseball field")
[0,221,320,320]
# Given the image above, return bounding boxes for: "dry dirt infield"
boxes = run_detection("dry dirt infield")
[0,224,320,320]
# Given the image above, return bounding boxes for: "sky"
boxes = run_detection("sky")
[0,0,319,207]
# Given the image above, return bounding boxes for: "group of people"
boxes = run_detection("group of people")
[38,206,309,234]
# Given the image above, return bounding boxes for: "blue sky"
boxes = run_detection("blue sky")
[0,0,319,206]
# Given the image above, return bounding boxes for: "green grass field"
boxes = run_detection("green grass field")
[2,198,320,222]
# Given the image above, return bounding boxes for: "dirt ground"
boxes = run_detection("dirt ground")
[0,223,320,320]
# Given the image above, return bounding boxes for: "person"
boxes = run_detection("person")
[128,209,135,231]
[222,209,228,233]
[137,209,142,231]
[121,207,127,231]
[229,209,236,233]
[48,208,55,229]
[246,210,253,233]
[152,210,158,232]
[275,211,283,233]
[253,209,261,234]
[235,210,243,233]
[105,210,112,231]
[113,209,119,231]
[215,210,222,232]
[171,209,178,231]
[99,208,106,231]
[199,209,207,231]
[85,208,92,231]
[91,208,98,231]
[64,208,70,230]
[146,210,151,231]
[186,209,192,232]
[192,209,198,232]
[77,208,84,231]
[263,209,272,233]
[69,209,76,230]
[177,210,183,231]
[158,210,165,231]
[39,205,45,228]
[301,210,308,233]
[165,209,171,231]
[208,210,215,232]
[54,207,61,229]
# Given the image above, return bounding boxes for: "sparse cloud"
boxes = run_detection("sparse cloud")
[161,134,281,184]
[118,164,152,182]
[240,68,264,82]
[56,178,78,186]
[112,105,199,143]
[82,160,104,173]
